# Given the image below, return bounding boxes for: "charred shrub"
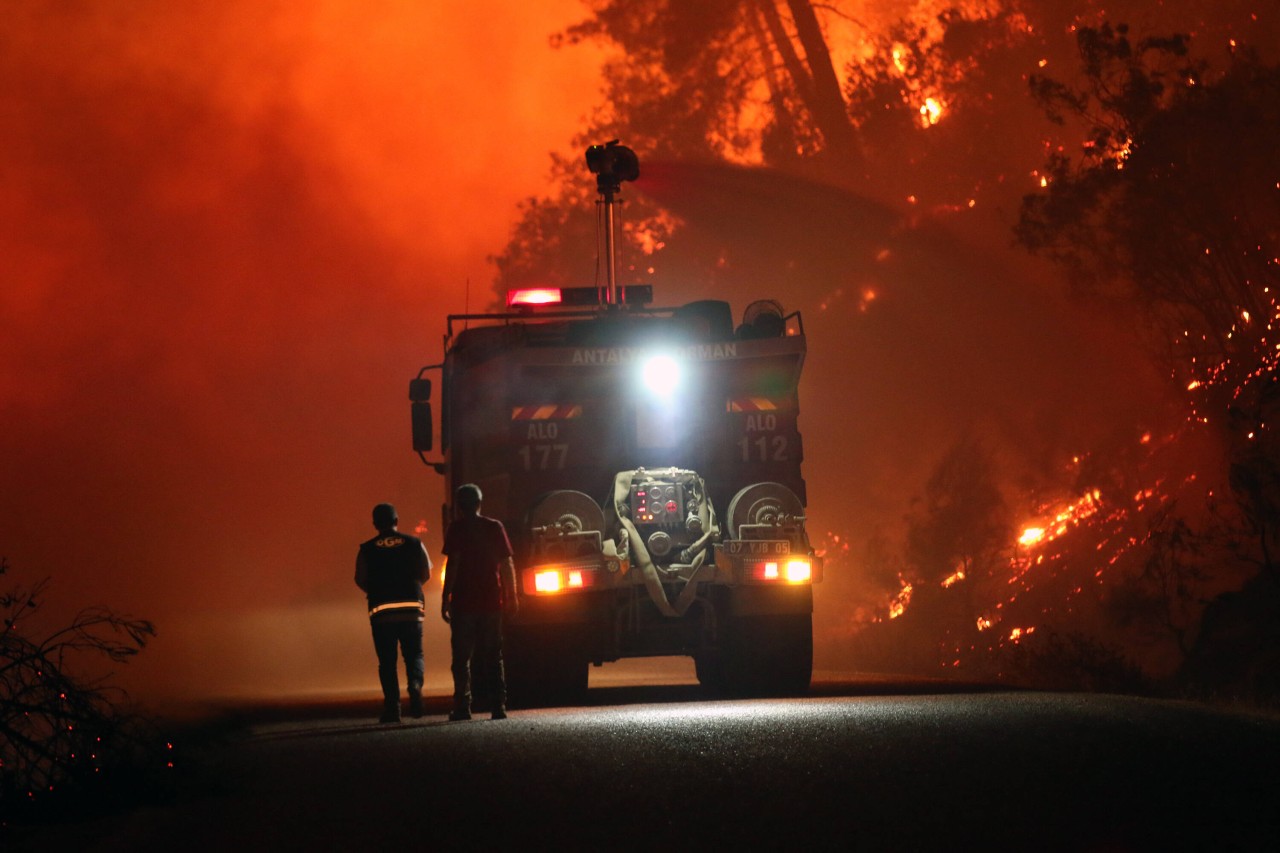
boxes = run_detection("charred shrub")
[0,557,168,827]
[997,630,1151,694]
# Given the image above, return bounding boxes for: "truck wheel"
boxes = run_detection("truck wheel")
[694,651,724,691]
[720,614,812,696]
[505,627,589,709]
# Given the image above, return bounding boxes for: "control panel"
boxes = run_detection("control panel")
[630,481,685,526]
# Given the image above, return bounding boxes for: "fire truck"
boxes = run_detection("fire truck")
[410,142,821,703]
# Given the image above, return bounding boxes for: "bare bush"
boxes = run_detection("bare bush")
[0,556,159,821]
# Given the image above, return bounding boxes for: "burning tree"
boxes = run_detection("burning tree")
[0,556,160,821]
[1016,26,1280,696]
[1018,27,1280,479]
[491,2,1277,694]
[493,0,1051,295]
[890,438,1011,667]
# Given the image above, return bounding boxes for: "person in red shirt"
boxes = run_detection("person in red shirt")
[441,484,519,720]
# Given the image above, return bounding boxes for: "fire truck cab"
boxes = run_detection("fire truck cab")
[410,144,820,704]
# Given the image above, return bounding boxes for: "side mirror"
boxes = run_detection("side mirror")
[409,379,433,452]
[409,378,432,402]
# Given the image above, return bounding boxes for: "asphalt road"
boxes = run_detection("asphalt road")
[21,676,1280,852]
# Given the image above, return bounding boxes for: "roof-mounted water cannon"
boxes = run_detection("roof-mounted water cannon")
[585,140,640,308]
[586,140,639,194]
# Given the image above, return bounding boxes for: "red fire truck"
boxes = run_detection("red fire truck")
[410,143,820,703]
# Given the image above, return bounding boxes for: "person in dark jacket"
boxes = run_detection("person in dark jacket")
[356,503,432,723]
[441,484,518,721]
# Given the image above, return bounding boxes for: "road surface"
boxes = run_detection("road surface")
[19,672,1280,851]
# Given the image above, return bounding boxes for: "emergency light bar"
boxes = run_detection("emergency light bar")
[506,288,561,307]
[507,285,654,308]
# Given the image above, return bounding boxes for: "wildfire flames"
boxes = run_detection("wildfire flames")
[888,579,914,620]
[847,423,1217,673]
[4,0,1275,706]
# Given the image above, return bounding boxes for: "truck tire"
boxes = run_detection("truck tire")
[720,613,812,696]
[505,626,589,708]
[694,650,724,691]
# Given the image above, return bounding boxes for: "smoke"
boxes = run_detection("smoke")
[638,160,1167,520]
[3,1,1268,702]
[0,1,598,704]
[635,158,1175,676]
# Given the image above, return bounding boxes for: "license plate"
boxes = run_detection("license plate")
[723,540,791,556]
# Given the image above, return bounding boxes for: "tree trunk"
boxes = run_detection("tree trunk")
[783,0,862,168]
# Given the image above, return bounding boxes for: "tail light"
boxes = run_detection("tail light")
[748,558,817,584]
[524,564,599,596]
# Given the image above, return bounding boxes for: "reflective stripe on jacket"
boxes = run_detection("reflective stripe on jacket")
[358,531,430,622]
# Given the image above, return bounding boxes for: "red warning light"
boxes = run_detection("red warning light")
[507,288,563,307]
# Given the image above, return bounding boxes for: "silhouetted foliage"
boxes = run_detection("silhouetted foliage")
[557,0,861,168]
[1018,26,1280,696]
[0,557,161,824]
[1102,505,1206,656]
[497,1,1048,297]
[496,4,1277,695]
[1179,573,1280,705]
[906,436,1010,588]
[1018,28,1280,426]
[892,438,1011,666]
[997,629,1150,694]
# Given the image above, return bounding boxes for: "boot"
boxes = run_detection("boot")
[380,699,401,724]
[409,692,424,718]
[448,703,471,721]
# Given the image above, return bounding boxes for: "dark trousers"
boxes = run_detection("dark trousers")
[371,618,424,703]
[450,611,505,710]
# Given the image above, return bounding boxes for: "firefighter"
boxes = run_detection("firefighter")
[355,502,432,723]
[441,483,519,720]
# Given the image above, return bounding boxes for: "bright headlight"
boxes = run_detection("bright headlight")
[641,354,681,397]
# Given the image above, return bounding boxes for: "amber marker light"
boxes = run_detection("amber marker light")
[784,559,812,583]
[525,565,599,595]
[533,569,562,594]
[750,559,815,584]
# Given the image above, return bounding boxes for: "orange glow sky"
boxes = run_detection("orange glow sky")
[1,0,603,704]
[3,1,1269,707]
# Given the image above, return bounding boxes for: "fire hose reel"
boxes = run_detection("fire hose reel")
[726,482,805,539]
[529,490,605,535]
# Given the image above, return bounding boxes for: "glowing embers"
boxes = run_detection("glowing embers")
[1016,489,1103,554]
[748,558,815,584]
[525,564,598,595]
[918,96,945,127]
[888,578,913,619]
[1018,526,1046,547]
